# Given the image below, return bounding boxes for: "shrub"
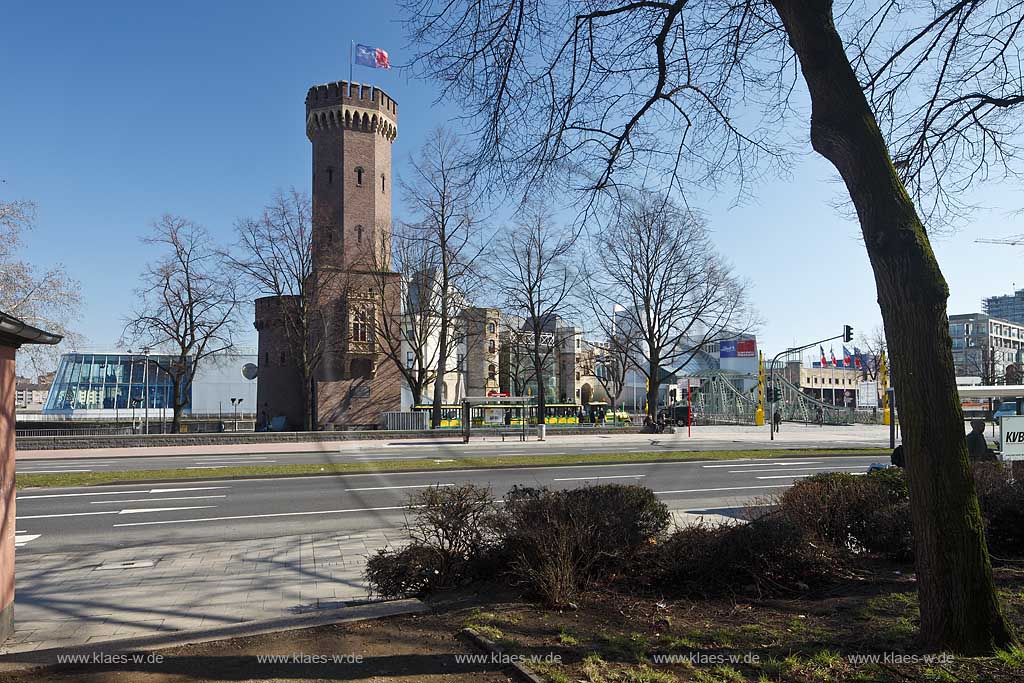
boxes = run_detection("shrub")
[365,544,440,598]
[500,484,670,606]
[649,513,839,596]
[973,462,1024,556]
[776,470,912,559]
[365,483,498,598]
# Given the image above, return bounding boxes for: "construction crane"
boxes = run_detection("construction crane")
[976,235,1024,246]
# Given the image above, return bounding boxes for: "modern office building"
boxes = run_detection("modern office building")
[984,288,1024,325]
[948,313,1024,383]
[42,350,257,419]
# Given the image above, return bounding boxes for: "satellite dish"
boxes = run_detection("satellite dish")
[242,363,258,380]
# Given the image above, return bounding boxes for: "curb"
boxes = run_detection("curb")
[0,598,428,672]
[461,627,546,683]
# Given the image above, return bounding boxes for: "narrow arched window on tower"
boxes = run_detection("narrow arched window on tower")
[355,167,364,186]
[356,225,363,243]
[326,167,334,185]
[381,174,386,193]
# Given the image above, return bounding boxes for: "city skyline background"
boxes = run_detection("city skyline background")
[3,0,1023,367]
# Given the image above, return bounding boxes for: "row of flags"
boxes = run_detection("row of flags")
[819,345,870,369]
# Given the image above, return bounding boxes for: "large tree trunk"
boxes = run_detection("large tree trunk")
[770,0,1013,653]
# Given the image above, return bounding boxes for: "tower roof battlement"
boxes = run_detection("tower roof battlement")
[306,80,397,141]
[306,80,397,118]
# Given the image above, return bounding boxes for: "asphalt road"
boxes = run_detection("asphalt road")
[15,432,887,474]
[15,453,884,555]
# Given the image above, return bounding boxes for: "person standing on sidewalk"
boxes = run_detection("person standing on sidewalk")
[772,409,782,433]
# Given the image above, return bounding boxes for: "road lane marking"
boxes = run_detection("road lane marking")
[18,486,230,500]
[653,485,793,494]
[14,532,40,547]
[112,504,412,527]
[728,466,868,473]
[756,475,812,479]
[344,484,454,492]
[18,505,218,519]
[90,496,226,504]
[18,469,93,473]
[553,475,647,481]
[117,506,217,515]
[703,461,822,468]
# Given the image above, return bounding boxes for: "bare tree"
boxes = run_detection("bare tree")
[222,190,337,431]
[368,221,442,407]
[857,325,888,382]
[401,0,1020,651]
[587,198,755,420]
[124,216,239,433]
[0,199,81,372]
[578,334,632,414]
[491,207,578,425]
[400,129,488,427]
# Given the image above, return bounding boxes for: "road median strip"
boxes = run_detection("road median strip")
[15,447,888,490]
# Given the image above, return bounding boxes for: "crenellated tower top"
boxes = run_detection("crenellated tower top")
[305,80,397,142]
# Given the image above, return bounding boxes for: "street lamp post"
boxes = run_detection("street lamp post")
[230,397,243,431]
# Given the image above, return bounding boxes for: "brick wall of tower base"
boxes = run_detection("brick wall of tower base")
[317,358,402,428]
[254,296,307,430]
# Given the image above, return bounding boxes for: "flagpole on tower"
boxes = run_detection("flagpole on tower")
[350,41,354,82]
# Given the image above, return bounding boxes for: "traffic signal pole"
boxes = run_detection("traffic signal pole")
[769,326,854,441]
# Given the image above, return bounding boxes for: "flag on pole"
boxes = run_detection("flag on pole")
[853,347,864,370]
[842,346,853,368]
[354,44,391,69]
[820,345,827,366]
[830,347,838,367]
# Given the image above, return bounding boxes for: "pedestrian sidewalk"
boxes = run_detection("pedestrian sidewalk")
[4,528,407,656]
[17,423,894,461]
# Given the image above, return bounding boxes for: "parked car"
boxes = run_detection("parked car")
[658,404,691,427]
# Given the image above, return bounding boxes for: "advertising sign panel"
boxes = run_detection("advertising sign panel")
[999,415,1024,460]
[719,341,736,358]
[736,339,757,357]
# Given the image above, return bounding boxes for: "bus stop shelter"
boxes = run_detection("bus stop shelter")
[460,395,534,443]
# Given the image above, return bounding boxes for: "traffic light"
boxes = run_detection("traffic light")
[843,324,854,343]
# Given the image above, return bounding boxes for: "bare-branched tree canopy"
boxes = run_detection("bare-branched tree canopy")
[491,206,579,421]
[124,215,240,433]
[399,128,488,426]
[370,221,442,407]
[402,0,1022,653]
[223,190,331,430]
[587,197,756,419]
[0,199,81,372]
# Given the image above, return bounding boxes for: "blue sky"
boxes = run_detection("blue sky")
[3,0,1022,365]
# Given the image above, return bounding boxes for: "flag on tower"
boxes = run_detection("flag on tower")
[355,44,391,69]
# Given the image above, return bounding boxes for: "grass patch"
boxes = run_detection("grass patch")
[16,447,885,490]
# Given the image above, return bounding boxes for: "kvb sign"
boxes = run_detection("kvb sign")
[999,415,1024,460]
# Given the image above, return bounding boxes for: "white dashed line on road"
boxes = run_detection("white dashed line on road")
[344,484,454,492]
[553,475,647,481]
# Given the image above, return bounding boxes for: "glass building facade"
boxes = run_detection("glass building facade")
[44,353,190,414]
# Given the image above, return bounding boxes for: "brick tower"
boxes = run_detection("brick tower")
[255,80,402,429]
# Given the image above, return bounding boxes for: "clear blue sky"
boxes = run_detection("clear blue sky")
[3,0,1021,366]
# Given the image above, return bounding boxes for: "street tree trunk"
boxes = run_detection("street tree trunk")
[771,0,1014,653]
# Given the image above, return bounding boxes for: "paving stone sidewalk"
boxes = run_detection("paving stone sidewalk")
[3,529,407,655]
